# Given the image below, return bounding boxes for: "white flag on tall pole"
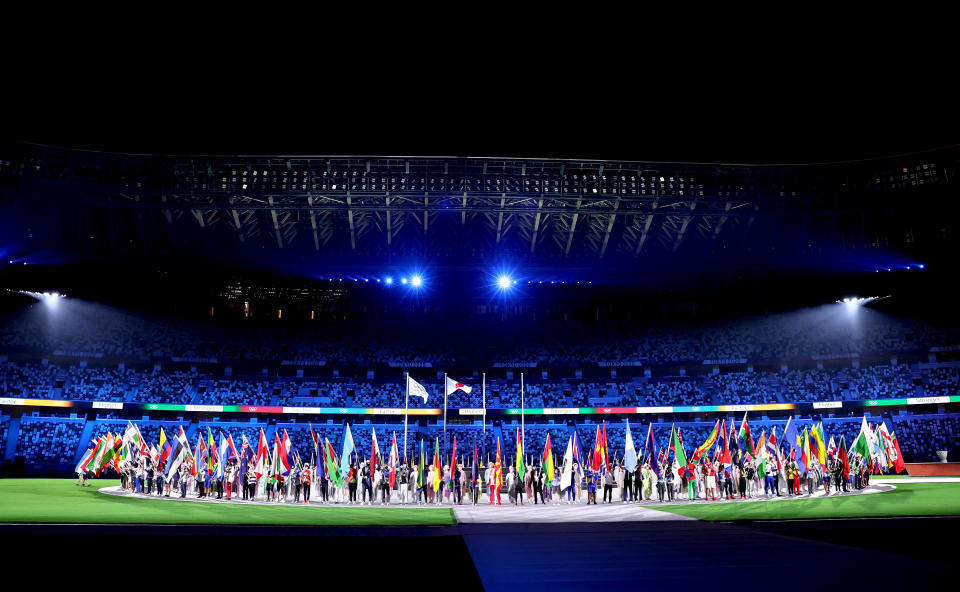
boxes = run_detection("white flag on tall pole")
[445,376,473,396]
[407,375,429,403]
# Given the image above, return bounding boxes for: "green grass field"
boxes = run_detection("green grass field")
[655,482,960,521]
[0,479,455,526]
[2,479,959,525]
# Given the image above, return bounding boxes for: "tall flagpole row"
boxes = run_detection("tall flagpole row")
[521,372,525,448]
[482,372,486,435]
[404,372,409,464]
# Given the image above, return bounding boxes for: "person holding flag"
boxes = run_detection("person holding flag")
[489,437,503,505]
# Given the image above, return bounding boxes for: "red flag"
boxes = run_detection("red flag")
[227,434,240,461]
[370,427,380,476]
[601,421,609,471]
[890,431,907,474]
[720,419,731,464]
[591,424,603,471]
[255,428,268,478]
[838,435,850,479]
[388,432,398,488]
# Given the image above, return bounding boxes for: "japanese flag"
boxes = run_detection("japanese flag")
[445,376,473,396]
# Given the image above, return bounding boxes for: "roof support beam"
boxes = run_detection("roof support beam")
[346,193,356,250]
[599,196,621,258]
[529,199,544,253]
[307,195,319,250]
[496,194,506,244]
[268,196,283,248]
[564,198,583,257]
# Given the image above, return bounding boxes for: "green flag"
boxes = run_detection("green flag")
[418,439,424,489]
[671,426,687,467]
[853,416,872,460]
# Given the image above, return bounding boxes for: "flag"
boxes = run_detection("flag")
[591,422,609,474]
[282,429,295,472]
[838,435,850,479]
[560,435,574,490]
[388,432,398,488]
[325,437,342,487]
[165,426,190,480]
[868,422,888,468]
[158,428,171,468]
[624,421,638,472]
[827,436,837,460]
[811,422,827,466]
[309,423,319,458]
[644,422,656,466]
[728,420,741,466]
[670,425,687,468]
[515,428,526,481]
[718,419,731,465]
[543,433,555,487]
[340,424,355,478]
[801,427,811,472]
[227,433,239,462]
[445,376,472,395]
[433,437,442,493]
[418,439,425,489]
[193,434,204,477]
[494,437,503,491]
[889,430,907,474]
[692,420,720,462]
[75,448,93,474]
[853,416,873,461]
[216,432,229,480]
[370,427,380,477]
[450,435,458,487]
[767,427,784,478]
[207,427,216,477]
[755,430,768,478]
[408,375,429,403]
[255,428,269,478]
[572,429,585,484]
[783,416,798,460]
[739,412,755,458]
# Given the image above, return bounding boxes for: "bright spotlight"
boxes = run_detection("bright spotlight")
[410,275,423,288]
[401,277,408,285]
[385,277,393,285]
[497,275,512,289]
[919,264,925,269]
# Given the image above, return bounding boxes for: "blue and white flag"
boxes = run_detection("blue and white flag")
[340,423,355,478]
[216,432,229,480]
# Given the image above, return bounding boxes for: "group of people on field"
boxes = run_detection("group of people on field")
[86,451,875,506]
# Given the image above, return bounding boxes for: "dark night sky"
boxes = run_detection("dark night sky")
[5,39,957,164]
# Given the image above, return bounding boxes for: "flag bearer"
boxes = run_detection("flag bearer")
[301,463,311,504]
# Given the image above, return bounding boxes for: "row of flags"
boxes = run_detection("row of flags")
[73,413,908,490]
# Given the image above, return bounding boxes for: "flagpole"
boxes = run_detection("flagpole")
[520,371,524,448]
[404,372,409,464]
[443,372,448,437]
[482,372,486,436]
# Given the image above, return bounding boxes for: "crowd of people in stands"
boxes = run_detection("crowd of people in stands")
[2,359,959,408]
[3,300,960,367]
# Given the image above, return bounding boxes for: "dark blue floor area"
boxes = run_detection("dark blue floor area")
[2,520,951,590]
[459,521,950,589]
